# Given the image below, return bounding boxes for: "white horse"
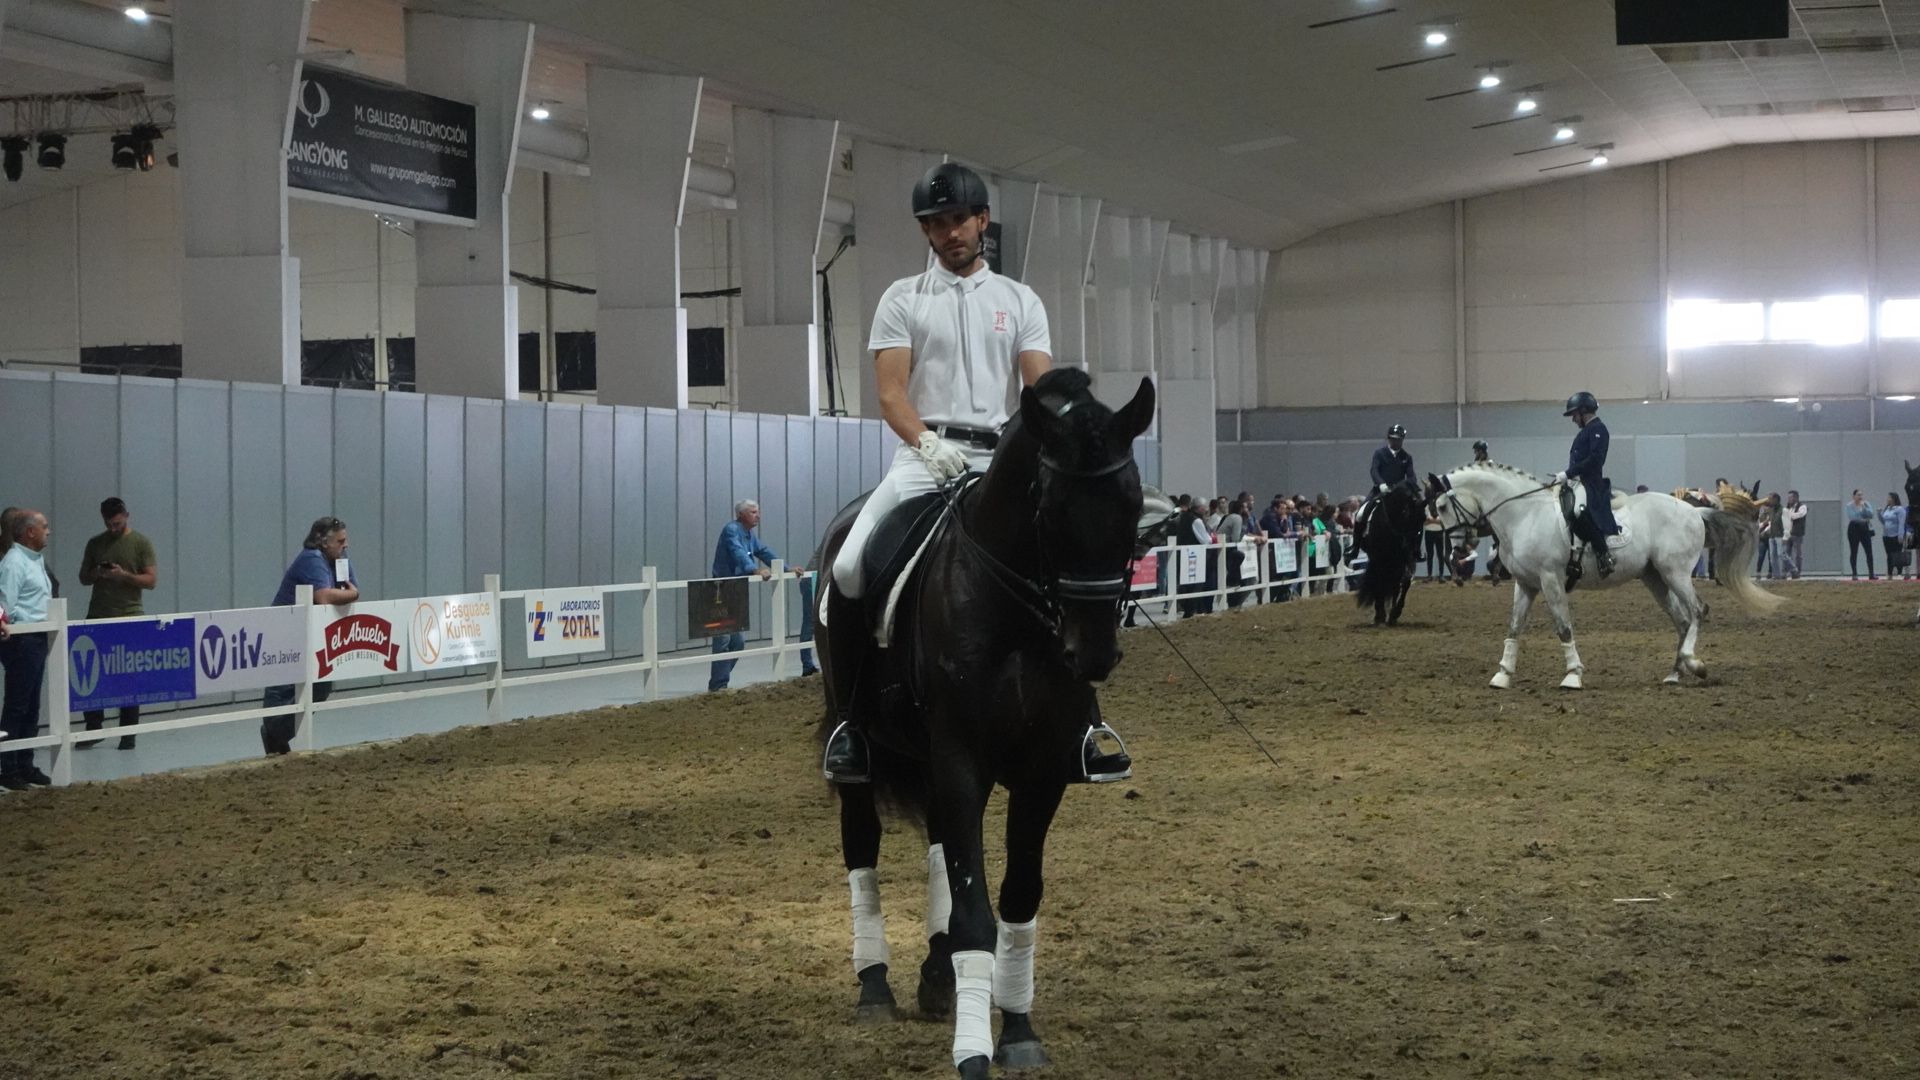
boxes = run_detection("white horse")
[1426,463,1782,689]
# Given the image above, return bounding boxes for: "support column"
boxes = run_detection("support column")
[173,0,308,385]
[1023,191,1102,368]
[1157,230,1223,497]
[850,139,941,418]
[405,12,532,400]
[587,67,701,408]
[733,107,837,416]
[1212,247,1266,411]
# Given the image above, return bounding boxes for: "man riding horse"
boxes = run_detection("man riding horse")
[1551,391,1619,582]
[820,161,1130,786]
[1356,423,1419,555]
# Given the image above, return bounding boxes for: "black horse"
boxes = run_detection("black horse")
[1354,486,1424,625]
[813,369,1153,1079]
[1906,460,1920,524]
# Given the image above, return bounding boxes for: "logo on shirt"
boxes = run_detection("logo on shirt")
[993,310,1009,333]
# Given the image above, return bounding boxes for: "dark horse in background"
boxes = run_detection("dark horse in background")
[1355,485,1424,625]
[812,369,1154,1079]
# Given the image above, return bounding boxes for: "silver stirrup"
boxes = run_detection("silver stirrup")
[1082,722,1132,783]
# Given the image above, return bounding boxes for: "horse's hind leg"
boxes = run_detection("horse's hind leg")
[992,781,1067,1069]
[1491,584,1536,689]
[1388,572,1411,625]
[838,783,900,1024]
[1665,572,1708,679]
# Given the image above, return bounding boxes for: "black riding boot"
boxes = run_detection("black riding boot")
[820,589,873,784]
[1595,543,1616,578]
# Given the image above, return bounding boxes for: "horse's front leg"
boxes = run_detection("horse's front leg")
[1490,584,1536,689]
[838,782,900,1024]
[927,750,996,1078]
[993,780,1067,1069]
[1538,576,1585,689]
[1389,568,1411,625]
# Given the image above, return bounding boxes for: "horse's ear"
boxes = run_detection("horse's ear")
[1749,479,1760,498]
[1908,459,1915,474]
[1111,376,1155,442]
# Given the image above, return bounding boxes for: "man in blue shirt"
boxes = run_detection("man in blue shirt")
[709,499,813,691]
[260,517,360,755]
[0,509,56,788]
[1551,392,1618,581]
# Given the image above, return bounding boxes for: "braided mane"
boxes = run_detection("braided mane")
[1456,460,1550,485]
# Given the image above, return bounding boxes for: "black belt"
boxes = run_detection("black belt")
[931,424,999,451]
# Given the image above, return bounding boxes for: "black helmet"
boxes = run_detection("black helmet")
[1563,391,1598,416]
[1472,439,1488,451]
[1387,423,1407,439]
[912,162,990,219]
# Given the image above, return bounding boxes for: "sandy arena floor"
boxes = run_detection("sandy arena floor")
[2,578,1915,1079]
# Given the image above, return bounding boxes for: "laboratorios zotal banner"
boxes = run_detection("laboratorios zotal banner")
[286,64,478,223]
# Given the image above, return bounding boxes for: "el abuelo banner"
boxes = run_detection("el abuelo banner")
[286,64,478,224]
[409,593,500,672]
[309,601,410,681]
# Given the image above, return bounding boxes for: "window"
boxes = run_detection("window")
[1668,300,1763,348]
[1882,298,1920,339]
[1767,295,1865,345]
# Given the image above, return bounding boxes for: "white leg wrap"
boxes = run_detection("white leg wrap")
[950,950,995,1067]
[1561,640,1584,673]
[992,918,1037,1013]
[849,868,889,975]
[1499,638,1519,673]
[925,844,952,939]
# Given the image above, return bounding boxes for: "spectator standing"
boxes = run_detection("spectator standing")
[1176,495,1214,617]
[1218,498,1248,608]
[1844,489,1877,580]
[1761,494,1785,580]
[0,510,55,788]
[1753,497,1775,579]
[1422,512,1446,580]
[709,500,810,691]
[1881,493,1908,580]
[76,497,158,749]
[1781,490,1807,579]
[260,517,359,756]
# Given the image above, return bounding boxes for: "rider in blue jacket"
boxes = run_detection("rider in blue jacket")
[1552,391,1618,580]
[1370,424,1418,496]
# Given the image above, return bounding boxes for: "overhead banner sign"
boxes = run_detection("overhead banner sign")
[524,588,607,658]
[310,601,410,681]
[286,64,478,223]
[68,618,200,712]
[410,593,500,671]
[196,607,309,695]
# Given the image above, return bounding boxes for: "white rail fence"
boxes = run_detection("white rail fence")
[0,537,1364,788]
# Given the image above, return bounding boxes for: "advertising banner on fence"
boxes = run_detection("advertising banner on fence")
[1272,539,1298,576]
[195,607,309,695]
[309,601,410,681]
[68,617,199,712]
[687,579,750,638]
[1177,547,1208,586]
[286,64,478,223]
[409,593,500,671]
[523,588,606,657]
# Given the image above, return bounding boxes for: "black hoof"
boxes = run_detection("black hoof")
[996,1011,1048,1068]
[917,954,955,1020]
[957,1054,991,1079]
[854,964,900,1025]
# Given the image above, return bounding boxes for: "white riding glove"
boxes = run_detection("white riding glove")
[1377,483,1390,494]
[915,431,970,483]
[1551,471,1569,485]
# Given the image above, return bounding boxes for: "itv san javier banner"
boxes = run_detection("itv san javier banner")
[286,64,478,223]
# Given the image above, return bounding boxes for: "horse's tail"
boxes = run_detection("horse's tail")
[1699,502,1786,616]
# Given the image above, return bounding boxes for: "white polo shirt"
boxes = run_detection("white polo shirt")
[868,262,1051,430]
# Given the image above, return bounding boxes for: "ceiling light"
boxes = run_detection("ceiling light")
[529,104,550,121]
[1479,73,1502,89]
[124,6,149,21]
[1554,126,1575,140]
[1773,397,1799,404]
[35,132,65,170]
[1425,30,1448,46]
[1516,97,1537,113]
[1589,154,1608,167]
[1,137,26,182]
[1886,395,1916,402]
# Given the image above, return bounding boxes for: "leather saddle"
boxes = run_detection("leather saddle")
[1558,482,1631,545]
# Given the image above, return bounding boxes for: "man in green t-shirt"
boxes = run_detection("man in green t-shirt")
[77,497,158,749]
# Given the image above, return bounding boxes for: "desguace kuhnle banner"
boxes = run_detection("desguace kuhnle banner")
[285,64,479,223]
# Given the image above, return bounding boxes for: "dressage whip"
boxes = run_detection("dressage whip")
[1125,600,1286,773]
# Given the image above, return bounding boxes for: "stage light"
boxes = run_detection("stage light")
[131,124,161,171]
[111,133,138,170]
[36,132,65,170]
[1,136,26,182]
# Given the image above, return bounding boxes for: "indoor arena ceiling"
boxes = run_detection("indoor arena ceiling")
[11,0,1920,247]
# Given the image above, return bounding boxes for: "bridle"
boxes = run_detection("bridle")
[1430,472,1555,547]
[941,450,1139,639]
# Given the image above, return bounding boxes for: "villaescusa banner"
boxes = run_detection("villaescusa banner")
[286,64,479,224]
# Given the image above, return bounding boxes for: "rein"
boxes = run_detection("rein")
[1435,475,1557,546]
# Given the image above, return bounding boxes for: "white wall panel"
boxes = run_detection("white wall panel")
[543,405,583,589]
[176,381,234,611]
[423,395,468,598]
[229,384,287,610]
[120,378,180,616]
[332,392,386,604]
[382,395,429,602]
[49,378,121,603]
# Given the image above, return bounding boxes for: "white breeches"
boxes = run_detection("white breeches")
[831,444,995,598]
